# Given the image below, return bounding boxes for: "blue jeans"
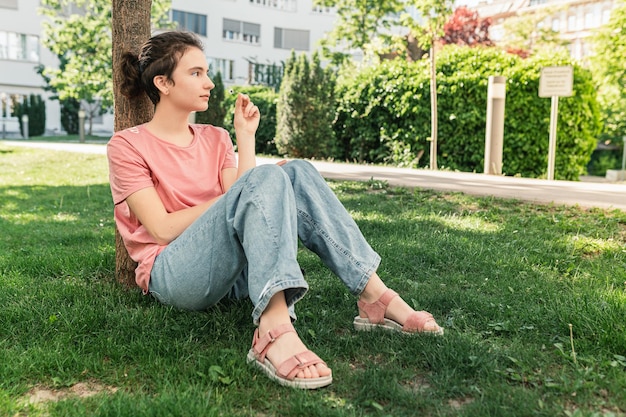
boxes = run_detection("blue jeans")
[149,160,381,324]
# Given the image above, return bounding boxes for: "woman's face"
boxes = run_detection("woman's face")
[166,47,215,113]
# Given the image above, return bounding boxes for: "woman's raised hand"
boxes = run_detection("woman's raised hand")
[233,93,260,141]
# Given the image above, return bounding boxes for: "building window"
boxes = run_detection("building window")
[584,9,600,29]
[312,4,334,14]
[0,31,39,62]
[207,57,235,81]
[249,0,296,12]
[172,10,207,36]
[247,60,283,88]
[274,27,310,51]
[0,0,18,8]
[551,18,560,33]
[223,19,260,45]
[567,14,577,32]
[529,0,546,6]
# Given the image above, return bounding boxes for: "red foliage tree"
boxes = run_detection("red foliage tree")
[442,6,493,47]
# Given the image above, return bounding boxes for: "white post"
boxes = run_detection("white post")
[546,96,559,181]
[484,76,506,175]
[78,110,86,143]
[21,114,29,139]
[622,136,626,171]
[1,93,6,139]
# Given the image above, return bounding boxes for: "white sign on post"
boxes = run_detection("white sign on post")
[539,66,573,98]
[539,66,573,180]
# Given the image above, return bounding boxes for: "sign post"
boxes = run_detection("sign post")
[539,66,573,180]
[484,76,506,175]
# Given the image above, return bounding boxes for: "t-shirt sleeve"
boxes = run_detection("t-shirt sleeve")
[107,135,155,205]
[220,129,237,170]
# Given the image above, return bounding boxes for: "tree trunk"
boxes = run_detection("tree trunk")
[429,45,438,171]
[111,0,154,287]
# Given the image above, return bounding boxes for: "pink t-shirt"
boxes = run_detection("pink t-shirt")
[107,123,237,292]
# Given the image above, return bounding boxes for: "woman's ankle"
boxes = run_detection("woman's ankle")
[359,272,388,304]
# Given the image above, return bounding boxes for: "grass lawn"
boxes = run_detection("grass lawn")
[22,134,110,143]
[1,142,625,417]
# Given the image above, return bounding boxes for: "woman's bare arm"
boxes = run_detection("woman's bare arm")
[126,187,220,245]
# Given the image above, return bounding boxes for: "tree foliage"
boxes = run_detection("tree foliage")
[589,0,626,144]
[442,6,493,47]
[38,0,171,114]
[401,0,454,51]
[314,0,404,64]
[401,0,455,169]
[499,6,568,58]
[275,51,336,158]
[12,94,46,137]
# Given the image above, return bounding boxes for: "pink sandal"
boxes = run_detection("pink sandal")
[246,323,333,389]
[353,289,444,335]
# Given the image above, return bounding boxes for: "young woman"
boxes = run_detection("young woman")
[108,31,443,390]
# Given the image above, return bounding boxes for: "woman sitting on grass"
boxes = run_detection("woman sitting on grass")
[107,30,443,390]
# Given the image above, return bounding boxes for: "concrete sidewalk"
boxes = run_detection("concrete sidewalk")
[3,139,625,211]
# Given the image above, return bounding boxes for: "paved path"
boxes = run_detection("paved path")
[3,139,625,211]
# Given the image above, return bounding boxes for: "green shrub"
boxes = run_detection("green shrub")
[334,59,431,164]
[334,45,601,180]
[60,97,80,135]
[196,72,227,128]
[503,52,600,179]
[275,51,336,158]
[12,94,46,137]
[222,85,279,156]
[587,148,623,176]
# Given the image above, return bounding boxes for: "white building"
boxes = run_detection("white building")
[0,0,337,137]
[1,0,61,137]
[467,0,616,60]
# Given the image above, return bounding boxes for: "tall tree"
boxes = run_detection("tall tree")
[110,0,154,286]
[276,51,336,158]
[442,6,493,47]
[39,0,170,134]
[315,0,453,168]
[401,0,454,170]
[39,0,112,134]
[499,6,568,58]
[589,0,626,145]
[314,0,404,64]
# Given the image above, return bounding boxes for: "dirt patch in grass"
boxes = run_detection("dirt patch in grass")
[399,375,431,394]
[448,397,475,409]
[25,380,118,404]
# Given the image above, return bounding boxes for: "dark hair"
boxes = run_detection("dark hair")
[119,31,204,105]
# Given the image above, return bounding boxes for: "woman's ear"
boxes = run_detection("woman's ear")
[153,75,170,95]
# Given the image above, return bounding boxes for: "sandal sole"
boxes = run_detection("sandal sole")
[353,316,444,336]
[246,349,333,389]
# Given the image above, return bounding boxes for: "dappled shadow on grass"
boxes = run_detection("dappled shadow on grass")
[0,183,115,279]
[2,177,626,416]
[332,182,626,342]
[319,181,626,408]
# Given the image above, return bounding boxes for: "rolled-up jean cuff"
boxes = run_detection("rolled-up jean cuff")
[353,254,381,296]
[251,281,309,325]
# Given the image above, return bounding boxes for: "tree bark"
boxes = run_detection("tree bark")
[429,45,438,171]
[111,0,154,287]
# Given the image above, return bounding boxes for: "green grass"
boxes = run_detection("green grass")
[20,134,110,144]
[1,142,625,417]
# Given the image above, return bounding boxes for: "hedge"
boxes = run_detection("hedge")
[221,86,279,156]
[334,45,601,180]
